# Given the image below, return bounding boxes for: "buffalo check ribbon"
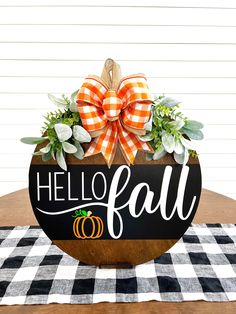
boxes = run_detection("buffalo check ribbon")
[76,66,153,167]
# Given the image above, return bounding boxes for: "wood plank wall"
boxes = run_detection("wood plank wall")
[0,0,235,199]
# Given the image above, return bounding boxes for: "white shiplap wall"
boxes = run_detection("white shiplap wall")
[0,0,236,199]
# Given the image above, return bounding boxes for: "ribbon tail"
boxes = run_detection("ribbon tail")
[117,120,153,165]
[84,122,118,168]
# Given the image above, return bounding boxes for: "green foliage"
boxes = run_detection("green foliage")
[21,90,91,171]
[40,93,82,170]
[143,95,204,164]
[189,150,199,158]
[21,90,204,168]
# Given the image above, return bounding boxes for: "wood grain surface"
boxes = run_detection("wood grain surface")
[0,188,236,313]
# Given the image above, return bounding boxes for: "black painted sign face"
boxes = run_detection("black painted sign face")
[29,164,201,240]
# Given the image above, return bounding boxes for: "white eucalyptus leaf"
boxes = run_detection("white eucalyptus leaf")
[138,133,153,142]
[174,139,184,154]
[180,137,195,150]
[54,123,72,142]
[62,141,77,154]
[39,143,51,154]
[48,94,67,107]
[73,125,91,143]
[56,149,67,171]
[73,141,84,160]
[21,137,47,145]
[162,132,175,153]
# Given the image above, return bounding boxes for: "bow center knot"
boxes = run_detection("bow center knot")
[102,90,123,121]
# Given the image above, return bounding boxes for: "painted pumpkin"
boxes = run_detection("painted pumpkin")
[73,214,104,239]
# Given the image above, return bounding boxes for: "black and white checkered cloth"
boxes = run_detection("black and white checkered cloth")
[1,224,236,305]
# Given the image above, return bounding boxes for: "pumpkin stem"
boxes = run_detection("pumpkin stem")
[87,211,92,217]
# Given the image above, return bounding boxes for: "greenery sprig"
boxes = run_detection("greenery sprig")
[139,96,204,164]
[21,91,91,170]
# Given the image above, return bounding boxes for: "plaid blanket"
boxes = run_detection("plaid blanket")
[0,224,236,305]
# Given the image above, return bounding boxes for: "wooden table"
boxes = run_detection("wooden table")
[0,188,236,313]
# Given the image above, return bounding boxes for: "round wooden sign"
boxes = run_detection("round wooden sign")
[29,142,201,266]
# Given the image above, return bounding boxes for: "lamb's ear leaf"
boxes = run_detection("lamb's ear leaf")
[62,142,77,154]
[144,113,153,131]
[71,89,79,102]
[32,151,44,156]
[146,152,154,161]
[54,123,72,142]
[73,125,91,143]
[181,128,204,140]
[138,133,153,142]
[174,148,189,165]
[56,149,67,171]
[51,149,56,160]
[169,118,185,131]
[153,146,167,160]
[48,94,67,107]
[69,101,78,112]
[21,137,47,145]
[39,143,51,154]
[42,151,52,162]
[180,137,195,150]
[184,120,204,130]
[174,139,184,154]
[162,131,175,153]
[183,148,189,165]
[160,97,180,108]
[69,90,79,112]
[73,141,84,160]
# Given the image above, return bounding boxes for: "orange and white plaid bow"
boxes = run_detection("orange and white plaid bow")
[76,74,153,167]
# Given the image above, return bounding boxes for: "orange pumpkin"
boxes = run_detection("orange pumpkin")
[73,215,104,239]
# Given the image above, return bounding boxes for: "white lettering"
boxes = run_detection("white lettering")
[129,183,154,217]
[37,172,52,202]
[81,172,92,201]
[54,172,65,201]
[36,165,197,239]
[92,172,107,200]
[107,165,130,239]
[68,172,78,201]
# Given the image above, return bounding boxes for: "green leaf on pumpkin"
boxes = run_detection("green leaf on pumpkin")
[81,210,87,217]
